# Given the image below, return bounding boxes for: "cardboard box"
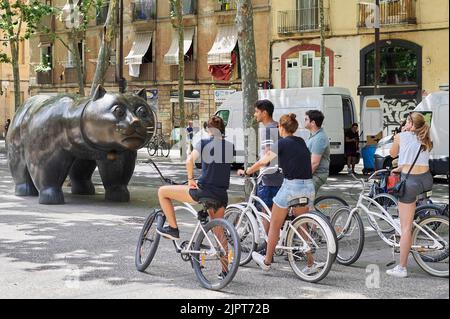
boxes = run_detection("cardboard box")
[366,132,383,146]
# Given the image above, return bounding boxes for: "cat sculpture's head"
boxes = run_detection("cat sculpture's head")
[82,85,156,152]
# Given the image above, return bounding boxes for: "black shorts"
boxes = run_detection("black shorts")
[189,186,228,208]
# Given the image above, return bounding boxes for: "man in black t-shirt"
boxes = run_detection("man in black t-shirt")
[345,123,359,175]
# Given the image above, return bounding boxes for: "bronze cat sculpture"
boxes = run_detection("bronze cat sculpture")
[6,85,156,205]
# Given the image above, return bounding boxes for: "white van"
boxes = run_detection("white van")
[194,87,357,174]
[374,90,449,177]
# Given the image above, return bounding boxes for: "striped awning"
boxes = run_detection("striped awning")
[125,32,153,65]
[163,27,195,65]
[207,25,238,65]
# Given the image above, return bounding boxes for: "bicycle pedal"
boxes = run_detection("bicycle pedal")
[386,261,396,267]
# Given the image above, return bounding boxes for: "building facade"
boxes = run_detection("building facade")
[29,0,271,140]
[271,0,449,133]
[0,34,30,138]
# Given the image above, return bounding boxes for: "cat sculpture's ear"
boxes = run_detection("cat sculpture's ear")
[92,85,107,101]
[136,89,147,101]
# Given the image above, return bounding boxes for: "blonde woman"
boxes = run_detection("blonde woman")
[388,112,433,278]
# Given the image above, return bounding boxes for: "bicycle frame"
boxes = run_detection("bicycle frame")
[233,171,323,253]
[172,203,227,256]
[342,174,446,251]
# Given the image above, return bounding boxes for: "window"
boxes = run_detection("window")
[170,0,197,15]
[297,0,319,31]
[286,51,330,88]
[133,0,156,21]
[96,1,110,25]
[365,46,418,86]
[41,45,53,69]
[67,41,84,68]
[216,110,230,127]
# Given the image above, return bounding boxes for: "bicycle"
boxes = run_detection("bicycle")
[224,168,338,283]
[365,169,448,233]
[147,133,170,157]
[330,174,449,278]
[135,198,241,290]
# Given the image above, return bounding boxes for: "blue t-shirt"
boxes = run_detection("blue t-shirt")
[306,128,330,175]
[276,136,312,180]
[195,137,235,191]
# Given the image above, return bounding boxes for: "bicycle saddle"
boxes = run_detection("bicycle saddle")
[288,197,310,209]
[198,197,223,211]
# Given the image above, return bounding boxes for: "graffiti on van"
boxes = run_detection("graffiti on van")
[382,98,418,135]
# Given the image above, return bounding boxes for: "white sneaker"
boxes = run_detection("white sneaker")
[386,265,408,278]
[302,261,326,275]
[252,252,271,271]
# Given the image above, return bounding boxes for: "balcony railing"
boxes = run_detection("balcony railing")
[358,0,417,27]
[132,0,156,21]
[134,63,156,82]
[171,62,196,81]
[214,1,237,12]
[36,71,53,85]
[278,7,328,34]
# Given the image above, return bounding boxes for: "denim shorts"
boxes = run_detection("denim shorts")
[272,179,315,209]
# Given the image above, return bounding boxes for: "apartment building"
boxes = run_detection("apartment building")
[29,0,271,137]
[271,0,449,129]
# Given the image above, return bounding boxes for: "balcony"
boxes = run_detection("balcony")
[133,63,156,82]
[214,1,237,12]
[358,0,417,27]
[36,71,53,85]
[170,62,196,81]
[278,7,329,34]
[132,0,156,21]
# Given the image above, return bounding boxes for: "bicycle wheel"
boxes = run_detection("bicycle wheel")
[191,219,241,290]
[415,204,445,221]
[331,207,365,266]
[147,141,157,157]
[224,206,257,266]
[286,212,337,283]
[367,193,398,233]
[314,195,349,219]
[160,140,170,157]
[412,215,449,278]
[135,210,165,272]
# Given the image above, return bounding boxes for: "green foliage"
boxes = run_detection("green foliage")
[34,63,51,73]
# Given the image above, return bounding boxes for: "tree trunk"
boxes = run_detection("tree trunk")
[236,0,259,167]
[319,0,326,87]
[71,35,85,96]
[174,0,186,159]
[90,0,118,95]
[10,41,21,111]
[68,0,85,96]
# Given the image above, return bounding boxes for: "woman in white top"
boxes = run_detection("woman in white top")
[388,112,433,278]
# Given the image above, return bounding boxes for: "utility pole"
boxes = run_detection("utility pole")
[117,0,125,93]
[374,0,381,95]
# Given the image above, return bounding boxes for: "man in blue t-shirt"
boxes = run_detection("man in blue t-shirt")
[304,110,330,194]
